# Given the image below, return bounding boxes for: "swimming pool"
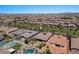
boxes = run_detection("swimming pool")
[6,41,16,48]
[23,49,35,54]
[0,41,8,46]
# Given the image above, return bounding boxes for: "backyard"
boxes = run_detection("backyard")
[12,42,22,51]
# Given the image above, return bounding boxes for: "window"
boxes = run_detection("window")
[50,42,64,48]
[55,44,64,48]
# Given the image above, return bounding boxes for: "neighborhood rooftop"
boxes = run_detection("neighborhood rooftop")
[0,25,18,34]
[11,29,39,38]
[46,35,69,54]
[11,29,26,35]
[71,37,79,49]
[70,37,79,54]
[47,35,69,46]
[20,30,38,38]
[32,32,52,41]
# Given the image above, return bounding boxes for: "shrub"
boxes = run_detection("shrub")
[13,43,22,51]
[36,43,46,49]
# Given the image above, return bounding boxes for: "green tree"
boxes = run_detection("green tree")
[2,34,11,41]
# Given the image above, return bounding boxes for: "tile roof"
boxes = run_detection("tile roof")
[32,32,52,41]
[20,30,38,38]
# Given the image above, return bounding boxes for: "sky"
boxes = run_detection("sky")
[0,5,79,14]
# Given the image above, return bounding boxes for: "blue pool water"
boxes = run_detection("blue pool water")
[6,41,16,48]
[0,41,8,46]
[23,49,34,54]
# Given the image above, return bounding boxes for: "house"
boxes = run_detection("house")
[20,30,38,39]
[11,29,26,35]
[32,32,52,42]
[11,29,39,41]
[11,29,38,39]
[46,35,69,54]
[0,25,18,34]
[71,37,79,54]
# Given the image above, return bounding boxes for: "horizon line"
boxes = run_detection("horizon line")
[0,12,79,14]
